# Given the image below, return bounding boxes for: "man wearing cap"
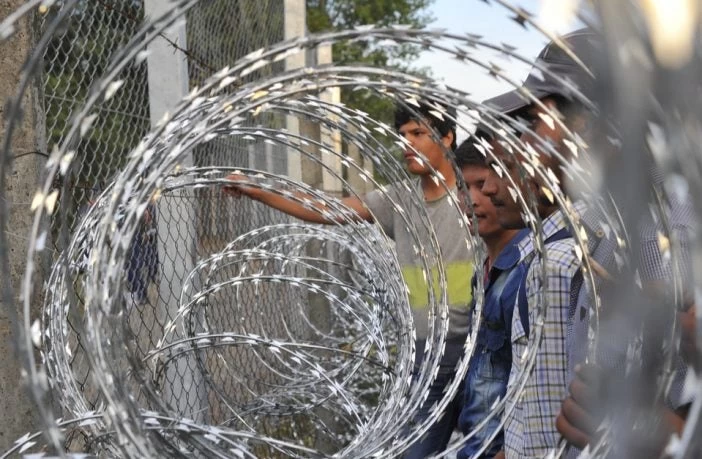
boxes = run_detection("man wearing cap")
[480,27,694,458]
[554,119,697,455]
[479,28,597,458]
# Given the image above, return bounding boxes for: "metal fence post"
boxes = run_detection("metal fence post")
[284,0,305,182]
[144,0,206,421]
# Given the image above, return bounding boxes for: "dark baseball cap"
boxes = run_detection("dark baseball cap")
[484,28,601,115]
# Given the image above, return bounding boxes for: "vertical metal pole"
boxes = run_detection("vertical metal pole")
[144,0,205,421]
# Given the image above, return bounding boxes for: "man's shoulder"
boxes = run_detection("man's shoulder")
[365,179,415,199]
[531,238,581,276]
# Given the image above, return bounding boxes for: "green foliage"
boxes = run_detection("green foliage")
[186,0,285,89]
[43,0,150,189]
[306,0,435,141]
[307,0,434,35]
[43,1,150,241]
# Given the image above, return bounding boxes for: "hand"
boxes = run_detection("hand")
[223,173,257,198]
[679,303,697,365]
[143,207,153,225]
[557,363,689,455]
[556,364,600,449]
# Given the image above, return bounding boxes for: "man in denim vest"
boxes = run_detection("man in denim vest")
[455,131,529,458]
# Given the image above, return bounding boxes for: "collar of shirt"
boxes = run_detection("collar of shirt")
[577,200,613,252]
[492,228,531,272]
[516,200,585,261]
[411,178,458,203]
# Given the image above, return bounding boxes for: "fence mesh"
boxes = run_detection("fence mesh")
[4,0,699,456]
[40,1,349,454]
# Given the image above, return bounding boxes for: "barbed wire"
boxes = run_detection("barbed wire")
[0,0,700,457]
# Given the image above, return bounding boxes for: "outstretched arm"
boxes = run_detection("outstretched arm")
[223,173,372,225]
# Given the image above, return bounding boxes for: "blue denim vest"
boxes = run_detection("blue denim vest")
[474,229,531,359]
[458,229,530,458]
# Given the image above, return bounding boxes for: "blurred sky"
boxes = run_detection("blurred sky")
[416,0,582,140]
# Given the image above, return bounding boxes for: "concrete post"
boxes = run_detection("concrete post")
[284,0,305,182]
[316,44,344,197]
[0,1,45,448]
[144,0,205,420]
[346,133,373,194]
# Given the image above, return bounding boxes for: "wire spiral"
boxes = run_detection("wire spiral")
[1,0,701,457]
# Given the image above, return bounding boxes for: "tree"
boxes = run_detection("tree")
[42,0,151,243]
[306,0,435,145]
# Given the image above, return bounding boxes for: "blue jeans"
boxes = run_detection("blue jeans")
[404,367,464,459]
[457,349,509,459]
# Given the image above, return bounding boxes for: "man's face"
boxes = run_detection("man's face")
[481,141,528,229]
[398,119,452,176]
[520,97,574,180]
[481,97,581,228]
[461,165,504,239]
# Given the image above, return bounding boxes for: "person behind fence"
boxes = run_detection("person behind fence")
[478,27,695,457]
[454,130,529,458]
[126,202,159,303]
[478,29,600,459]
[224,101,473,457]
[549,53,697,459]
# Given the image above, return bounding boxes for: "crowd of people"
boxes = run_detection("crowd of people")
[225,28,695,458]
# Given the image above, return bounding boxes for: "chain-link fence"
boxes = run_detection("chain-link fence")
[42,5,151,450]
[5,0,699,456]
[43,0,294,245]
[40,1,355,454]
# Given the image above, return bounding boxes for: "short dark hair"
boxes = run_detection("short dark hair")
[394,100,458,150]
[551,94,587,127]
[455,129,491,169]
